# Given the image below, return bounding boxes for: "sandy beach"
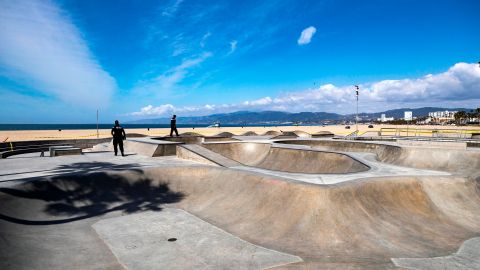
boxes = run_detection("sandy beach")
[1,124,479,142]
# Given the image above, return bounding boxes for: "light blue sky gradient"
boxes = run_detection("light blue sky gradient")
[0,0,479,123]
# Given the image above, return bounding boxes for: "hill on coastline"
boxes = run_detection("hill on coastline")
[128,107,471,125]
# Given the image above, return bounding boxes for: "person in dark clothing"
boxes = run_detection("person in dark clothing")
[111,120,126,156]
[170,115,179,137]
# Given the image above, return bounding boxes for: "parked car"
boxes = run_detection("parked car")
[368,125,374,128]
[345,126,351,129]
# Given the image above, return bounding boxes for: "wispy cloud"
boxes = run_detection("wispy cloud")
[200,32,211,48]
[162,0,184,17]
[130,62,480,117]
[228,40,238,54]
[0,0,116,108]
[133,52,212,94]
[297,26,316,45]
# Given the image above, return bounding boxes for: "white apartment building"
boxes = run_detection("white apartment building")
[428,110,457,119]
[378,113,394,122]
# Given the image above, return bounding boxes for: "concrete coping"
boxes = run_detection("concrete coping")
[126,137,184,145]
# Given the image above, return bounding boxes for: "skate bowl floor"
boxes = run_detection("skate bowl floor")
[1,166,480,269]
[2,139,480,269]
[202,142,370,174]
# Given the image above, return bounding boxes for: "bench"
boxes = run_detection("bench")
[52,147,82,156]
[0,144,71,158]
[49,146,76,156]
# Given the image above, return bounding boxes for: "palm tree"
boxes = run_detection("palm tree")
[454,111,467,124]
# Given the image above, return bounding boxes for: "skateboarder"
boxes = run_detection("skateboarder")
[170,115,179,137]
[111,120,126,156]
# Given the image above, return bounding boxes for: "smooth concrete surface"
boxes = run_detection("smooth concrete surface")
[202,142,370,174]
[275,138,480,176]
[178,144,242,167]
[392,237,480,270]
[1,138,480,269]
[93,209,302,270]
[124,138,180,157]
[92,137,181,157]
[0,152,203,187]
[175,145,221,166]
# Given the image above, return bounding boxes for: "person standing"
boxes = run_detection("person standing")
[111,120,126,156]
[170,114,179,137]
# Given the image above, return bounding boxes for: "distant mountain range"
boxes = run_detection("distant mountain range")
[127,107,472,125]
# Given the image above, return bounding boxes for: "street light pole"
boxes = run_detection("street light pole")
[355,85,359,135]
[96,109,99,139]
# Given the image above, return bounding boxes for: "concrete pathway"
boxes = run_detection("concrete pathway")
[93,209,302,270]
[0,152,203,187]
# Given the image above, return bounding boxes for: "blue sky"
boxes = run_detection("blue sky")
[0,0,479,123]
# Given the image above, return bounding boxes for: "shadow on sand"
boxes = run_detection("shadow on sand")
[0,162,184,225]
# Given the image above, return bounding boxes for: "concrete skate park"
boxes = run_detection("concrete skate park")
[1,130,480,269]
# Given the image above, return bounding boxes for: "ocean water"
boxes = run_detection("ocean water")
[0,123,293,131]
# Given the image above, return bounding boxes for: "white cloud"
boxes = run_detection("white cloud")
[243,97,272,106]
[297,26,317,45]
[0,0,116,108]
[131,104,175,116]
[229,40,238,54]
[130,62,480,117]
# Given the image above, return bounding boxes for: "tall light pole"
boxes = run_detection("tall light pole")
[355,85,359,135]
[96,109,99,139]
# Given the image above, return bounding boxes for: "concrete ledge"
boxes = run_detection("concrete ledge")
[123,139,179,157]
[49,145,74,156]
[53,147,82,156]
[176,145,220,166]
[179,144,242,167]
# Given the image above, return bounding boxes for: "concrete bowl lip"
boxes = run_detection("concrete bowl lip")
[271,138,411,152]
[126,137,184,145]
[200,140,372,174]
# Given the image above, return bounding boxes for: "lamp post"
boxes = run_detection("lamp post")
[96,109,99,139]
[355,85,359,135]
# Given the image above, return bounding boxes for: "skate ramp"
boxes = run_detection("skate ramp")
[241,131,259,136]
[202,142,369,174]
[276,139,480,177]
[143,167,480,269]
[3,167,480,269]
[262,130,281,136]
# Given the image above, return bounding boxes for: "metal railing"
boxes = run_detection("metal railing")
[379,128,480,139]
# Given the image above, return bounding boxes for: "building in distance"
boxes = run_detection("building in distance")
[378,113,395,122]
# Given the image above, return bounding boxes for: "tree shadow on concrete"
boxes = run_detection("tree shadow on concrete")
[53,161,145,174]
[0,165,184,225]
[0,161,144,179]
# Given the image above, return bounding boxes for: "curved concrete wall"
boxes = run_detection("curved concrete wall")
[202,142,369,174]
[145,167,480,262]
[2,166,480,268]
[276,140,480,178]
